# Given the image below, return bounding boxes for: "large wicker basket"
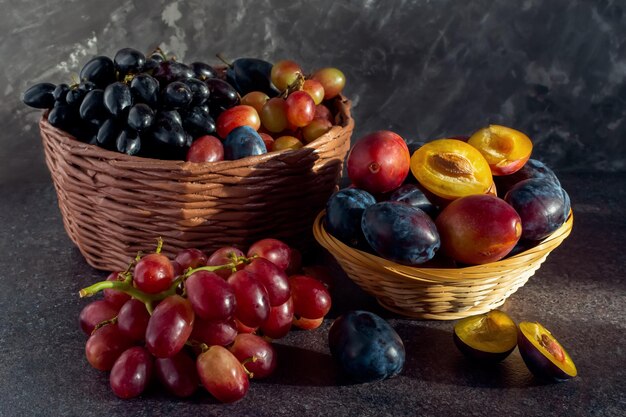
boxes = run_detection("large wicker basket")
[40,97,353,271]
[313,210,573,320]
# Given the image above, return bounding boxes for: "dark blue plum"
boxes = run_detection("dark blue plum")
[226,58,279,97]
[361,201,440,265]
[389,184,438,218]
[495,159,561,197]
[328,310,405,383]
[504,178,570,241]
[325,188,376,248]
[223,126,267,160]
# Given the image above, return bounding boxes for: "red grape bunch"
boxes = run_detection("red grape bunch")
[79,237,333,402]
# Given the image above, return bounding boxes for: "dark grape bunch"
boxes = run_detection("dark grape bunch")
[22,47,346,163]
[78,237,333,402]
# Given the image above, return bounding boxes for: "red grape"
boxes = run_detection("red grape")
[110,346,153,399]
[273,136,303,151]
[260,297,293,339]
[103,272,131,309]
[241,91,269,114]
[290,275,332,319]
[235,319,258,334]
[302,118,332,144]
[285,248,302,276]
[302,265,335,290]
[293,316,324,330]
[285,91,315,127]
[259,132,275,151]
[260,97,288,133]
[186,135,224,163]
[174,248,207,270]
[155,351,199,398]
[229,333,277,379]
[207,246,245,279]
[145,295,194,358]
[133,253,175,294]
[197,345,249,403]
[117,299,151,342]
[185,270,236,320]
[312,67,346,99]
[247,238,291,271]
[314,104,333,124]
[244,258,290,306]
[216,105,261,138]
[302,79,325,105]
[271,60,302,91]
[79,300,118,335]
[191,317,237,346]
[227,270,270,328]
[85,324,133,371]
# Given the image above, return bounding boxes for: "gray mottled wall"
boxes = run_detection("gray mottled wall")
[2,0,625,184]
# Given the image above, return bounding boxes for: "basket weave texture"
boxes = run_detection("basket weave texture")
[313,210,573,320]
[40,97,353,272]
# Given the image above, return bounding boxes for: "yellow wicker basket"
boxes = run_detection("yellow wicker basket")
[313,210,573,320]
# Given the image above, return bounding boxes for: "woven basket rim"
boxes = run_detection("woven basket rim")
[39,94,353,172]
[313,209,573,280]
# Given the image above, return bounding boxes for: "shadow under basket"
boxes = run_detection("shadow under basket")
[313,210,573,320]
[39,97,353,272]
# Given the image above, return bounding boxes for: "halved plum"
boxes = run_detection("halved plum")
[518,321,577,381]
[453,310,517,362]
[467,125,533,176]
[410,139,493,200]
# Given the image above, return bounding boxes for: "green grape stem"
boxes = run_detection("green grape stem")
[78,255,256,314]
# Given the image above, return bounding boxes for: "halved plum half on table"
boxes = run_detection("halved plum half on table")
[468,125,533,176]
[454,310,517,362]
[410,139,492,200]
[518,321,577,381]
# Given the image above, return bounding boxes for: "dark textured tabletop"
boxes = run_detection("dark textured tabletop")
[0,172,624,417]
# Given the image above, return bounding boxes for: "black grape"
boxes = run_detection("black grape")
[162,81,192,109]
[130,74,160,107]
[79,89,108,124]
[97,119,123,149]
[182,78,210,106]
[116,129,142,155]
[53,83,70,103]
[104,82,132,118]
[127,104,155,132]
[190,62,217,80]
[80,56,116,87]
[153,61,194,85]
[182,106,216,137]
[23,83,56,109]
[114,48,146,75]
[151,111,186,147]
